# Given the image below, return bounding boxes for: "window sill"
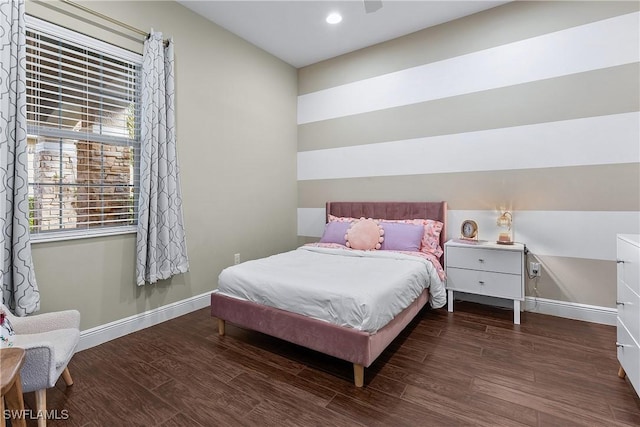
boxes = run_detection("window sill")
[30,226,137,244]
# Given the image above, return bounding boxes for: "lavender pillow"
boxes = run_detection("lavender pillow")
[319,221,351,245]
[379,222,424,252]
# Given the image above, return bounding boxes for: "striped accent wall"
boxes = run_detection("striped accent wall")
[296,1,640,309]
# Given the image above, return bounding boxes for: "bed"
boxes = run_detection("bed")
[210,201,447,387]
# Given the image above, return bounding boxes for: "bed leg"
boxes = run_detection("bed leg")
[218,319,225,336]
[353,364,364,387]
[618,365,626,379]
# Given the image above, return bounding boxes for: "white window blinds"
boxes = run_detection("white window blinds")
[25,17,142,238]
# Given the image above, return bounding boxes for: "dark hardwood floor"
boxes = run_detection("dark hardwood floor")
[21,302,640,426]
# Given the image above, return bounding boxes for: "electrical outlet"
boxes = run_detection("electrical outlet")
[234,253,240,265]
[530,262,541,277]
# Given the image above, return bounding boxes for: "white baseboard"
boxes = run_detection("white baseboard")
[524,296,617,326]
[78,291,212,351]
[452,292,616,326]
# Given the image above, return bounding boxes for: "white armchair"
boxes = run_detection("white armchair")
[1,304,80,427]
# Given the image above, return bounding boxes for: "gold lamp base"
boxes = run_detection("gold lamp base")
[497,232,513,245]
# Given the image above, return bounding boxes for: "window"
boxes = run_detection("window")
[25,17,141,240]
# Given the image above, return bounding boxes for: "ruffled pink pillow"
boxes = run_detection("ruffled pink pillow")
[345,218,384,250]
[328,214,356,223]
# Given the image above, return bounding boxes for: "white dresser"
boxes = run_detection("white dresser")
[445,240,525,324]
[617,234,640,396]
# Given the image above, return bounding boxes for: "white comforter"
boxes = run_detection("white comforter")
[215,246,446,332]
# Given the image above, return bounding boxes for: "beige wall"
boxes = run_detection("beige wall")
[26,1,298,329]
[297,1,640,308]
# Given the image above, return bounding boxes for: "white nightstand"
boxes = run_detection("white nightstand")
[445,239,525,324]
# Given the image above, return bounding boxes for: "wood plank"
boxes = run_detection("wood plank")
[246,398,366,427]
[229,369,336,409]
[402,384,531,427]
[158,413,206,427]
[326,392,429,427]
[611,405,640,426]
[367,374,407,398]
[464,392,538,427]
[157,378,256,426]
[229,372,356,426]
[471,377,631,427]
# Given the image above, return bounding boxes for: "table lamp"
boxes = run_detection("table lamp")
[496,210,513,245]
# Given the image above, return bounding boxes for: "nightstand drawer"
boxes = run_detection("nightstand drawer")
[446,246,522,275]
[446,267,523,300]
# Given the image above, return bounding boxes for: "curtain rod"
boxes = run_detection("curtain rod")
[58,0,148,38]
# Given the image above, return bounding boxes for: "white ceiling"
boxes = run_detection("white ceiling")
[177,1,510,68]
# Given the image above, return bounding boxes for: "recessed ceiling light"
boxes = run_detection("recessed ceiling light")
[326,12,342,24]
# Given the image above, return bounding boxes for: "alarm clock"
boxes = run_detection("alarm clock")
[460,220,478,240]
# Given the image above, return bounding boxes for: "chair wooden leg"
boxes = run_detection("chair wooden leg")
[61,367,73,386]
[218,319,225,336]
[35,389,46,427]
[4,376,26,427]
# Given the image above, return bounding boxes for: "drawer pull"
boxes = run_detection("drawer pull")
[478,281,485,285]
[616,259,624,264]
[616,342,626,348]
[616,301,625,306]
[478,258,485,263]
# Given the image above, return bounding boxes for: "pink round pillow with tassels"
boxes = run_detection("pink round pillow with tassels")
[345,218,384,250]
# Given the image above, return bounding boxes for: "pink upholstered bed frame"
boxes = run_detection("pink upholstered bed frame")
[211,201,447,387]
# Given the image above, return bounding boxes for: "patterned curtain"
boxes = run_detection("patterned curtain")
[0,0,40,315]
[136,31,189,285]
